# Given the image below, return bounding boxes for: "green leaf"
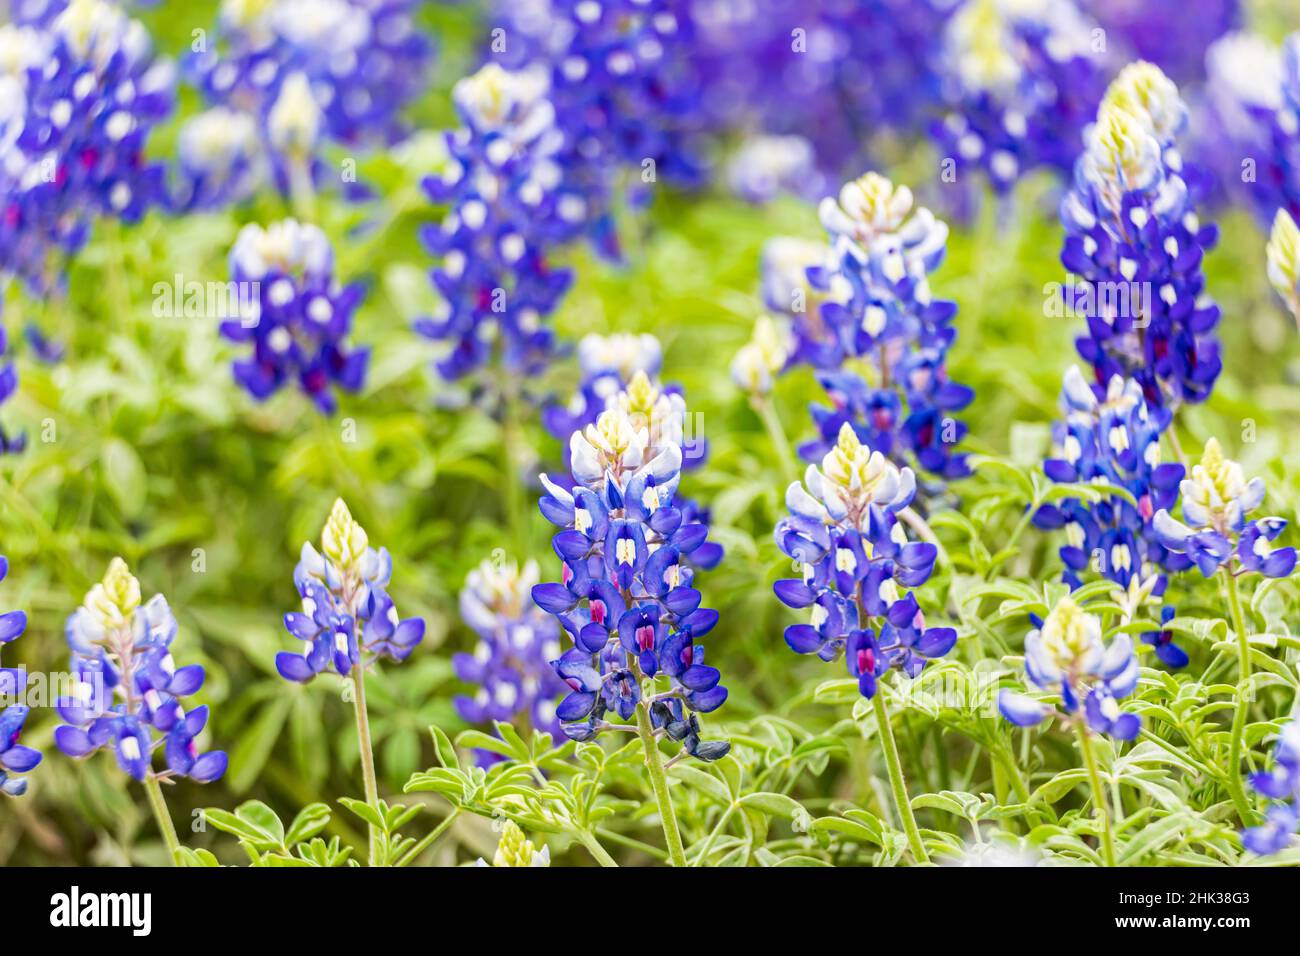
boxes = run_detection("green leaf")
[738,792,805,820]
[429,725,459,770]
[339,798,385,830]
[285,803,332,846]
[101,437,148,519]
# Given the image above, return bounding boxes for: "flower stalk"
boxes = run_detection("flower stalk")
[872,690,929,864]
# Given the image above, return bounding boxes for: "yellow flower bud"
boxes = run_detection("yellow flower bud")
[84,557,141,631]
[491,820,548,867]
[1267,208,1300,322]
[321,498,370,572]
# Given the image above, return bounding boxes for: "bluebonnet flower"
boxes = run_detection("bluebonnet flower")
[493,0,712,259]
[1140,605,1188,669]
[1032,367,1188,601]
[0,314,24,454]
[542,332,663,445]
[933,0,1109,193]
[531,372,729,760]
[731,315,794,397]
[759,236,839,368]
[798,172,973,482]
[773,423,956,699]
[276,499,425,683]
[1267,207,1300,331]
[453,556,566,744]
[1242,719,1300,855]
[1082,0,1238,84]
[1153,438,1297,579]
[0,553,40,797]
[53,558,227,783]
[724,134,824,205]
[1199,33,1297,224]
[182,0,432,205]
[690,0,945,180]
[998,595,1141,740]
[219,219,369,413]
[0,0,174,295]
[1059,63,1222,409]
[414,64,581,382]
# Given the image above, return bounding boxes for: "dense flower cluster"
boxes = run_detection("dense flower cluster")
[277,499,425,683]
[1243,719,1300,855]
[531,370,729,760]
[0,554,40,797]
[1033,367,1187,596]
[932,0,1108,193]
[53,559,226,783]
[0,0,174,295]
[181,0,432,205]
[691,0,944,179]
[1081,0,1238,84]
[220,219,369,413]
[773,423,955,699]
[495,0,711,258]
[1153,438,1297,580]
[453,555,566,742]
[998,596,1141,740]
[797,172,973,482]
[1059,62,1222,409]
[414,63,579,381]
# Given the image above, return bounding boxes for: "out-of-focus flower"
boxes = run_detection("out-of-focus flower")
[183,0,432,204]
[0,553,39,797]
[0,315,24,455]
[1198,32,1294,222]
[1081,0,1238,84]
[690,0,946,180]
[220,219,369,414]
[1267,208,1300,327]
[933,0,1109,193]
[730,315,793,395]
[796,172,972,483]
[453,556,566,746]
[773,423,956,699]
[53,558,226,783]
[1153,438,1297,579]
[1060,63,1222,409]
[0,0,174,295]
[532,371,729,761]
[1242,719,1300,855]
[475,819,551,866]
[997,595,1141,740]
[276,499,425,683]
[1139,605,1188,669]
[1033,367,1188,597]
[414,63,579,382]
[725,134,824,204]
[493,0,712,259]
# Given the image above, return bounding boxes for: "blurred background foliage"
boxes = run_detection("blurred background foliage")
[2,0,1299,865]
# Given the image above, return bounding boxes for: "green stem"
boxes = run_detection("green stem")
[633,689,687,867]
[351,669,381,866]
[576,829,619,867]
[143,775,180,866]
[1224,571,1260,826]
[500,369,526,549]
[1074,722,1116,866]
[752,394,797,487]
[871,691,929,864]
[691,804,736,866]
[394,808,460,867]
